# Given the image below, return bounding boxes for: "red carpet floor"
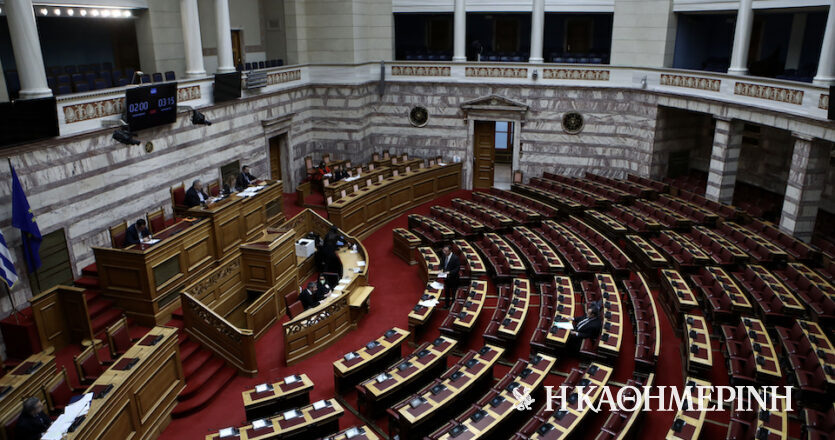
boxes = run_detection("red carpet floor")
[158,190,803,439]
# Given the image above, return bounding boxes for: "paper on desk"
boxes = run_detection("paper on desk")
[351,268,361,273]
[334,285,346,291]
[42,393,93,440]
[339,277,351,284]
[429,281,444,290]
[419,298,439,307]
[357,261,366,266]
[144,238,161,245]
[313,400,328,410]
[437,272,447,278]
[553,321,574,330]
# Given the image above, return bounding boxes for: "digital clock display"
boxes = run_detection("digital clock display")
[125,82,178,131]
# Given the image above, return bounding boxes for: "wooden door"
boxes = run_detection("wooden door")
[565,19,592,53]
[473,121,496,189]
[269,134,284,180]
[231,30,243,67]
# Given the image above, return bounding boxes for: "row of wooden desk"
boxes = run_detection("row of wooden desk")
[93,181,284,326]
[0,351,56,440]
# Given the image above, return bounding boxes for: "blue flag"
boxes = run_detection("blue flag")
[10,164,42,272]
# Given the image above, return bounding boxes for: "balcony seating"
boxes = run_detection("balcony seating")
[566,216,632,277]
[776,262,835,326]
[579,274,623,360]
[531,276,576,350]
[732,265,806,324]
[719,317,781,384]
[483,278,531,346]
[623,273,660,370]
[429,205,485,237]
[537,220,605,275]
[472,191,541,224]
[450,198,515,231]
[650,230,710,271]
[504,226,565,278]
[542,172,633,204]
[487,188,559,218]
[687,225,750,266]
[690,266,753,323]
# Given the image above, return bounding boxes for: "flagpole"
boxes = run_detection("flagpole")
[5,158,20,323]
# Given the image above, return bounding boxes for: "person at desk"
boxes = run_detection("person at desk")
[316,274,331,298]
[300,282,320,310]
[313,161,332,181]
[185,179,211,208]
[235,165,257,190]
[567,302,603,350]
[440,245,460,309]
[15,397,51,440]
[223,174,238,196]
[124,219,151,246]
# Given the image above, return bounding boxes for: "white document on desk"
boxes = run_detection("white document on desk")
[334,285,346,291]
[429,281,444,290]
[554,321,574,330]
[437,272,447,278]
[42,393,93,440]
[419,298,439,307]
[144,238,161,245]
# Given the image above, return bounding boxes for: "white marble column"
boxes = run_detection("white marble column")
[728,0,754,75]
[779,134,828,243]
[529,0,545,63]
[453,0,467,62]
[6,0,52,99]
[180,0,206,78]
[813,0,835,85]
[215,0,235,73]
[705,117,743,205]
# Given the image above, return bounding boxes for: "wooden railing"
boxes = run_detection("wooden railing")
[181,292,258,376]
[244,286,279,340]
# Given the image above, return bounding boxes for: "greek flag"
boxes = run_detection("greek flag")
[0,230,18,288]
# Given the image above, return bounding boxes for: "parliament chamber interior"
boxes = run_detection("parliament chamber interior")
[0,0,834,439]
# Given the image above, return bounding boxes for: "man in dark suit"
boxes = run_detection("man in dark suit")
[316,275,331,299]
[440,245,460,308]
[124,219,150,246]
[15,397,51,440]
[571,301,603,341]
[185,179,210,208]
[299,282,320,310]
[235,165,257,190]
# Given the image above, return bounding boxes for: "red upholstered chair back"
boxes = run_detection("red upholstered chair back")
[286,290,299,305]
[147,208,166,234]
[112,232,127,249]
[74,345,102,384]
[106,316,131,358]
[109,222,127,248]
[372,152,380,161]
[288,301,303,318]
[171,183,186,207]
[208,181,220,197]
[45,367,74,413]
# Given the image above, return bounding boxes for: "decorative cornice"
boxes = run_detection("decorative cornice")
[542,69,610,81]
[734,82,804,105]
[660,74,721,92]
[819,94,829,111]
[465,67,528,79]
[391,65,451,77]
[177,85,201,102]
[267,69,301,85]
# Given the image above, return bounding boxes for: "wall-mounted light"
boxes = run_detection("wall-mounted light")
[640,76,647,89]
[532,70,538,80]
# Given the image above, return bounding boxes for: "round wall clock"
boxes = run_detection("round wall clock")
[562,112,584,134]
[409,106,429,127]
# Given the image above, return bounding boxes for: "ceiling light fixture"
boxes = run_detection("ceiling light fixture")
[90,9,99,16]
[101,9,110,17]
[123,10,132,17]
[53,8,61,15]
[79,9,87,16]
[66,8,74,16]
[40,8,48,15]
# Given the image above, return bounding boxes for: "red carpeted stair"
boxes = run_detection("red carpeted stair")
[74,265,124,338]
[171,333,237,417]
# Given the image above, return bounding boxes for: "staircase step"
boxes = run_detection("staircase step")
[91,308,123,336]
[172,365,236,417]
[179,340,200,361]
[81,263,98,276]
[87,298,114,319]
[171,307,184,319]
[182,349,213,377]
[178,357,226,400]
[74,276,100,289]
[83,289,100,303]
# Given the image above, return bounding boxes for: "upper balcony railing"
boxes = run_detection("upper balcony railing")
[53,61,831,138]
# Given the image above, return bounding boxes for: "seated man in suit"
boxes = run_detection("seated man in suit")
[124,219,150,246]
[235,165,257,190]
[569,301,603,347]
[185,179,211,208]
[299,282,320,310]
[15,397,51,440]
[316,275,331,299]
